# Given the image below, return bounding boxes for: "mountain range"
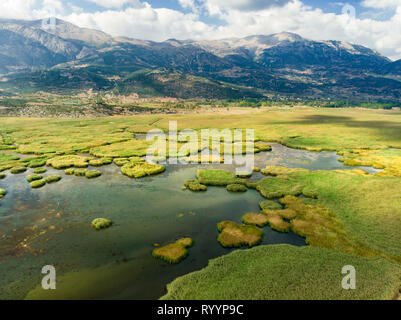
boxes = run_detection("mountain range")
[0,18,400,101]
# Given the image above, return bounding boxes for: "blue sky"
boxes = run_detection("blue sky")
[1,0,400,59]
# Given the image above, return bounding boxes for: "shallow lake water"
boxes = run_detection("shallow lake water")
[0,144,380,299]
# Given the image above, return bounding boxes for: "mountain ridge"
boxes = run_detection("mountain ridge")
[0,18,400,101]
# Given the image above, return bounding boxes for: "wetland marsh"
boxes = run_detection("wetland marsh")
[0,107,400,300]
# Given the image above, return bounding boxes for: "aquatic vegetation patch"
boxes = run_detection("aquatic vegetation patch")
[86,170,102,179]
[113,158,130,167]
[254,143,272,152]
[259,200,282,210]
[262,211,291,232]
[236,171,252,178]
[153,238,194,264]
[279,195,376,257]
[33,167,47,174]
[30,179,46,189]
[0,188,6,198]
[217,221,263,248]
[90,139,152,158]
[338,148,401,177]
[196,169,238,186]
[226,184,247,192]
[242,213,270,227]
[256,177,303,199]
[45,175,62,184]
[91,218,112,230]
[28,158,47,168]
[0,173,5,179]
[10,166,27,174]
[89,158,113,167]
[121,161,165,178]
[47,155,89,169]
[261,166,307,177]
[184,180,207,192]
[26,174,43,182]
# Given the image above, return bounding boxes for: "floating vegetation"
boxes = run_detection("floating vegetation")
[45,175,62,184]
[10,166,27,174]
[121,161,165,178]
[89,158,113,167]
[197,169,237,186]
[254,143,272,153]
[27,174,43,183]
[47,155,89,169]
[0,173,5,179]
[227,184,247,192]
[33,167,47,174]
[113,158,130,167]
[30,179,46,189]
[181,155,224,164]
[261,166,307,177]
[90,139,152,158]
[263,212,291,232]
[91,218,112,230]
[236,171,252,178]
[256,177,303,199]
[65,168,87,176]
[184,180,207,192]
[217,221,263,248]
[86,170,102,179]
[259,200,282,211]
[28,159,46,168]
[242,213,270,227]
[152,238,194,264]
[0,188,6,198]
[264,208,297,220]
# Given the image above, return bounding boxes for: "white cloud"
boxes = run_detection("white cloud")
[362,0,401,9]
[65,4,213,41]
[85,0,143,9]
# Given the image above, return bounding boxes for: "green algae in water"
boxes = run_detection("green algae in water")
[92,218,112,230]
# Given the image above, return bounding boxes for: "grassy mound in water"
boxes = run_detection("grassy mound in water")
[196,169,237,186]
[28,158,46,168]
[0,188,6,198]
[259,200,282,210]
[45,175,62,184]
[161,245,401,300]
[91,218,112,230]
[33,167,47,174]
[254,142,272,152]
[227,184,247,193]
[121,161,165,178]
[27,174,43,182]
[113,158,130,167]
[89,158,113,167]
[10,166,27,174]
[86,170,102,179]
[47,155,89,169]
[256,177,303,199]
[30,180,46,189]
[184,180,207,192]
[217,221,263,248]
[263,212,291,232]
[242,213,270,227]
[0,173,5,179]
[153,238,194,264]
[90,139,152,158]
